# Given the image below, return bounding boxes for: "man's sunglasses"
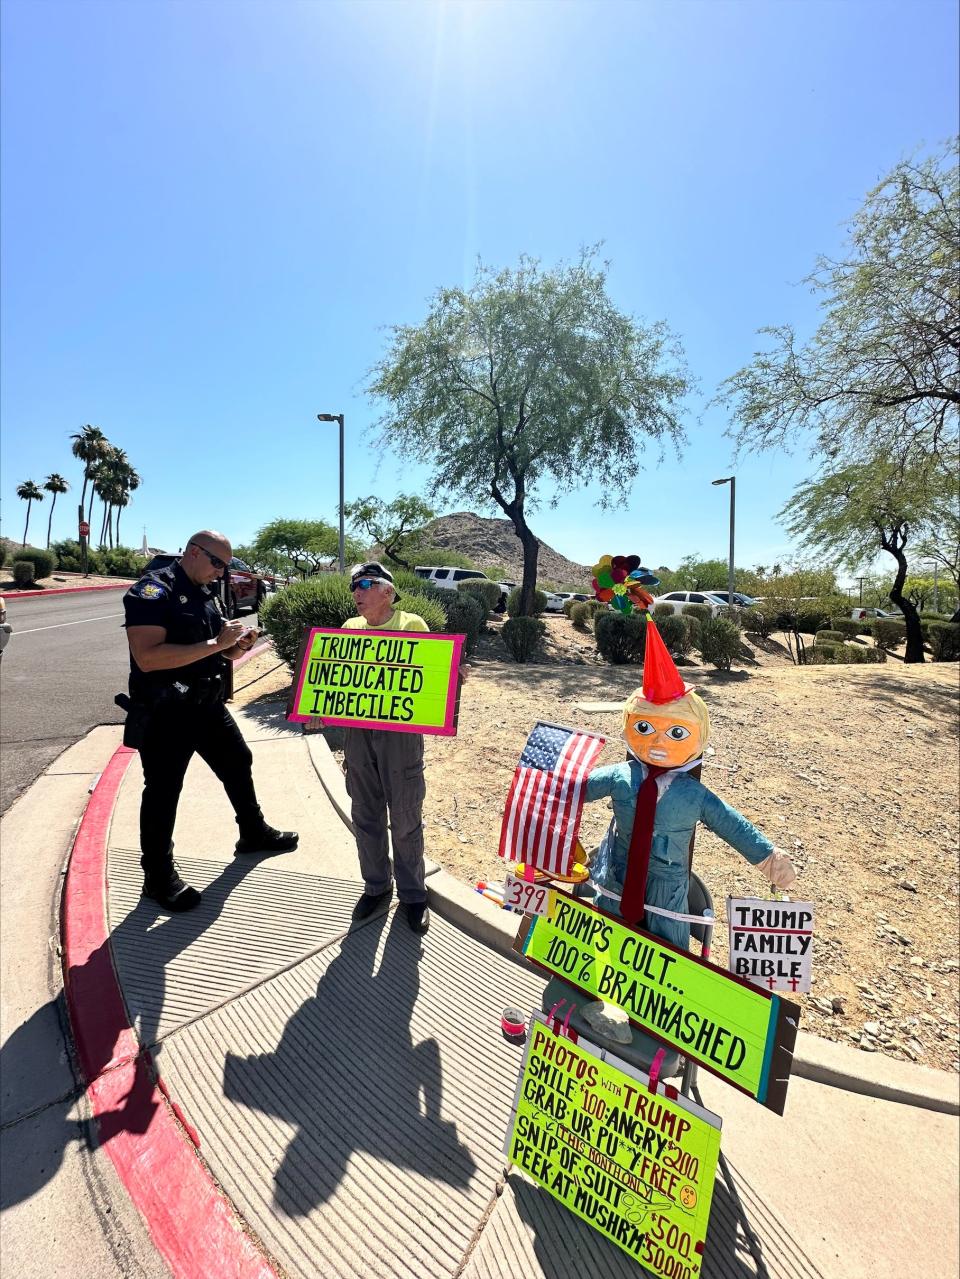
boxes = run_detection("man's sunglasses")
[189,543,229,571]
[351,578,377,591]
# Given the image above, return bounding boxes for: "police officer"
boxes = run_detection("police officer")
[122,529,298,911]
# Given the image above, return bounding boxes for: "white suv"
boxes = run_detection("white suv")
[414,566,493,591]
[652,590,729,616]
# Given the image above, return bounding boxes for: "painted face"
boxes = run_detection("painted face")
[624,710,702,767]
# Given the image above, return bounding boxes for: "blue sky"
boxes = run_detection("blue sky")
[2,0,957,577]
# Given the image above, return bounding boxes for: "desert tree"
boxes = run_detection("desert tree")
[369,250,692,613]
[16,480,44,546]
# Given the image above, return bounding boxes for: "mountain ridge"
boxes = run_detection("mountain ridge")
[418,511,591,587]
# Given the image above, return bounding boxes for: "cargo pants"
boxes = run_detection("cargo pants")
[343,728,427,904]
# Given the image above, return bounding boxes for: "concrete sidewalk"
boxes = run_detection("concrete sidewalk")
[5,707,959,1278]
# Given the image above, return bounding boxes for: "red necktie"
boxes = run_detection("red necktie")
[620,764,668,927]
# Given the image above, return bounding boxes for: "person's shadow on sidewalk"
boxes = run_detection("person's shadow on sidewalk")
[0,855,262,1212]
[223,910,477,1215]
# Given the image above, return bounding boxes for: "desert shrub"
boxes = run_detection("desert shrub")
[928,622,960,662]
[501,615,546,662]
[392,570,450,608]
[261,575,446,667]
[13,547,56,578]
[652,603,674,621]
[50,538,100,573]
[815,630,846,644]
[99,546,148,577]
[13,561,36,586]
[0,544,5,569]
[684,614,703,651]
[570,601,593,630]
[739,607,770,635]
[874,618,907,650]
[698,615,742,671]
[506,586,547,618]
[793,603,836,635]
[681,603,711,622]
[595,612,646,665]
[457,577,500,617]
[807,643,886,665]
[832,618,863,638]
[657,612,692,657]
[444,591,484,656]
[562,598,577,618]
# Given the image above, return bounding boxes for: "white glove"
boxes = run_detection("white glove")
[755,847,797,890]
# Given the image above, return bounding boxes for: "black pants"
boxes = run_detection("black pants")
[138,700,261,877]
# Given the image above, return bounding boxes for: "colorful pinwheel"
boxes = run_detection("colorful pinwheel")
[590,555,661,615]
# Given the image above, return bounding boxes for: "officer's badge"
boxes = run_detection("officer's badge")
[180,595,188,603]
[136,581,166,600]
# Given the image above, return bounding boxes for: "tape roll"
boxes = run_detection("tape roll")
[501,1007,527,1041]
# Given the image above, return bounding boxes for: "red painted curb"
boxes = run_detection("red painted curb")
[4,581,131,599]
[62,745,279,1279]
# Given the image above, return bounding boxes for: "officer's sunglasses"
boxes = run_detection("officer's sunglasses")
[189,542,229,571]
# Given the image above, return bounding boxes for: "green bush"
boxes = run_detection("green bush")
[831,618,863,638]
[13,547,56,578]
[444,591,485,656]
[739,607,768,635]
[684,614,703,651]
[457,577,500,617]
[595,612,646,665]
[681,603,711,622]
[261,575,447,667]
[501,615,546,662]
[928,622,960,662]
[562,598,578,618]
[13,560,36,586]
[570,601,593,630]
[652,603,674,621]
[0,544,5,569]
[657,612,692,657]
[874,618,907,650]
[807,643,886,665]
[815,630,846,643]
[49,538,97,573]
[506,586,547,618]
[99,546,148,578]
[698,615,743,671]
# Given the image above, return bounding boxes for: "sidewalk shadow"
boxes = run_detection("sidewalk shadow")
[0,855,261,1212]
[223,911,477,1214]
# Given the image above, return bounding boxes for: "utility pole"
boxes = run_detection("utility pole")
[712,476,736,606]
[317,413,346,574]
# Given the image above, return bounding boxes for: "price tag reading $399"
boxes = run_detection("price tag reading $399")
[503,874,553,916]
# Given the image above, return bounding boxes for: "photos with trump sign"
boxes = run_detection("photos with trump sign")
[506,1013,721,1277]
[287,627,464,735]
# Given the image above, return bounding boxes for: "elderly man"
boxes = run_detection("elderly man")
[122,530,298,911]
[341,561,442,933]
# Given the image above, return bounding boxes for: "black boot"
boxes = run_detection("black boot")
[142,848,201,912]
[234,823,299,856]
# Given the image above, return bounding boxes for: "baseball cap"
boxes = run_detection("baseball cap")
[349,561,400,599]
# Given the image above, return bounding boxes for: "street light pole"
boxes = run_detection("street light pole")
[317,413,345,574]
[712,476,736,606]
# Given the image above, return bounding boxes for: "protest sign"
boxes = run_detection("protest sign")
[287,627,464,735]
[727,898,815,994]
[506,1013,721,1276]
[514,894,797,1113]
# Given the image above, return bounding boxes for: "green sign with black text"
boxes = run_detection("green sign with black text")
[515,894,797,1113]
[507,1014,721,1276]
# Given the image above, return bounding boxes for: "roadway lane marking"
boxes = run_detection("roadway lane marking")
[16,612,125,635]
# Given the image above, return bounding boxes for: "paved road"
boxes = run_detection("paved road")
[0,592,131,813]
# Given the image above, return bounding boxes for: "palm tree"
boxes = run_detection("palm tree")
[16,480,44,546]
[115,463,140,545]
[69,425,110,526]
[43,473,69,548]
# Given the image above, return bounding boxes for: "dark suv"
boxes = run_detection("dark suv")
[143,554,266,618]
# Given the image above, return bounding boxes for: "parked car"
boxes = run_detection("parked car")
[0,597,10,662]
[652,590,729,616]
[851,607,896,620]
[143,553,266,617]
[413,565,516,610]
[541,590,566,613]
[706,591,759,607]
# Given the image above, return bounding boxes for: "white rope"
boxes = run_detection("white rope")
[589,880,714,925]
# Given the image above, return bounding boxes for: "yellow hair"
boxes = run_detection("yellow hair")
[621,688,711,749]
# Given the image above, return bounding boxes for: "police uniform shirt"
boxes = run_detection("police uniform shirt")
[123,561,226,698]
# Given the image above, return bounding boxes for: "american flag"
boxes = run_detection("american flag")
[498,722,605,876]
